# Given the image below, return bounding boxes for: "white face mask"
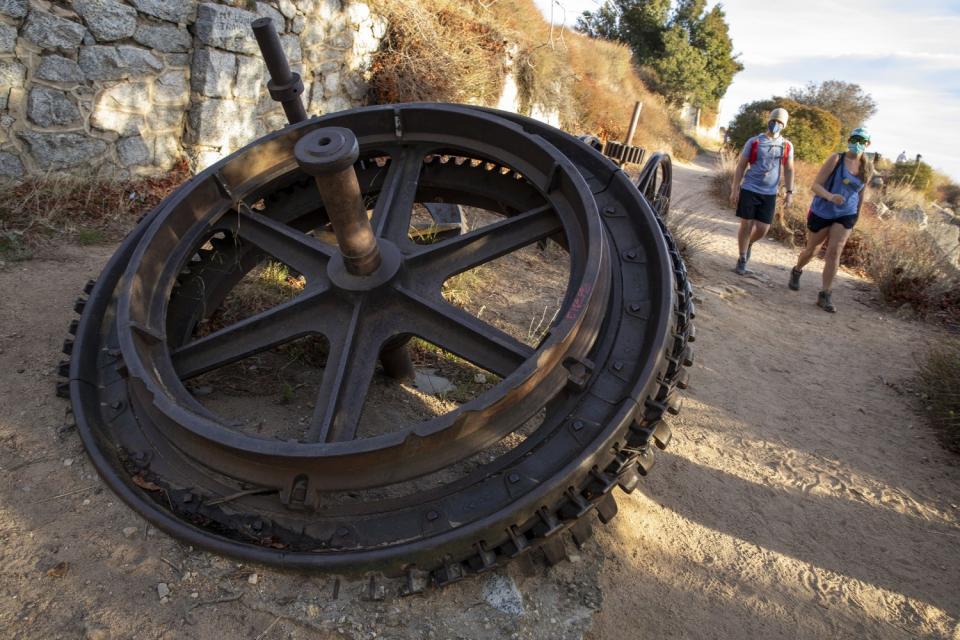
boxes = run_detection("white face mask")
[768,121,784,135]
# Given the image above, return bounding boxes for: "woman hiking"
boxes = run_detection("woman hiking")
[788,127,873,312]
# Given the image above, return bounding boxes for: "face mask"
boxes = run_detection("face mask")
[848,142,866,155]
[768,121,784,135]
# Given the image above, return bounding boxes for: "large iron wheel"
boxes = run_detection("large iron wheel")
[60,104,694,589]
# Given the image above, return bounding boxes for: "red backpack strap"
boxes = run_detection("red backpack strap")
[782,141,791,166]
[748,137,759,164]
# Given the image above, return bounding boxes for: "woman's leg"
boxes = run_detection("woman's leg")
[822,223,853,291]
[795,227,830,269]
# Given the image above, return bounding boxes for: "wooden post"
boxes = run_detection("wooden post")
[620,102,643,165]
[623,101,643,148]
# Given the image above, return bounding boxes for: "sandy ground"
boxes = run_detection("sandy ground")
[0,157,958,639]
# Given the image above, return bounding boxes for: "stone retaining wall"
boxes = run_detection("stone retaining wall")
[0,0,386,178]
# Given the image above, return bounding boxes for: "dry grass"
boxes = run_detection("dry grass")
[0,159,190,262]
[856,216,960,322]
[917,339,960,454]
[564,32,697,160]
[878,180,928,212]
[366,0,507,104]
[667,194,713,268]
[366,0,698,161]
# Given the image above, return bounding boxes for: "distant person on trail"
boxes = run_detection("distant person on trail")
[896,150,908,163]
[788,127,874,313]
[729,107,795,275]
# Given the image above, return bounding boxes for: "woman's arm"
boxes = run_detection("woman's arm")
[811,154,844,204]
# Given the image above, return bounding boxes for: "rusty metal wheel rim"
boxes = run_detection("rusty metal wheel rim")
[66,105,682,579]
[116,104,606,493]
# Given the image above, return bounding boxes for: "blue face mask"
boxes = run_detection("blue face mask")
[848,142,866,155]
[768,121,784,135]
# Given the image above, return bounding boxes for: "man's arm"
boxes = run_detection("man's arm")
[783,153,795,208]
[729,154,749,208]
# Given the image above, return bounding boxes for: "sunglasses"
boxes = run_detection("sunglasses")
[849,136,868,144]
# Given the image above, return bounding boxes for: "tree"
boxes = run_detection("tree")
[727,97,841,163]
[787,80,878,140]
[650,24,708,106]
[690,6,740,106]
[577,0,670,63]
[576,0,741,108]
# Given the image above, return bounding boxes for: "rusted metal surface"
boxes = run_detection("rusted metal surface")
[57,26,693,589]
[252,17,307,124]
[636,152,673,218]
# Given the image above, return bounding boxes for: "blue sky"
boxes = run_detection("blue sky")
[532,0,960,180]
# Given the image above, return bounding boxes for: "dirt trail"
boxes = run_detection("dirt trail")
[590,157,960,639]
[0,158,958,640]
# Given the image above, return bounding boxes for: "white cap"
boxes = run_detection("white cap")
[769,108,789,127]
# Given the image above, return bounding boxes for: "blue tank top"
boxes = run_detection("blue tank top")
[810,154,864,219]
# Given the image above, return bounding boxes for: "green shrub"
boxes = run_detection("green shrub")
[890,159,938,199]
[727,97,841,163]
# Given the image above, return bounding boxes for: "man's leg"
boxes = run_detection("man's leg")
[737,218,752,257]
[748,221,770,246]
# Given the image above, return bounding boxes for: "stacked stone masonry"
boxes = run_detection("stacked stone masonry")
[0,0,387,178]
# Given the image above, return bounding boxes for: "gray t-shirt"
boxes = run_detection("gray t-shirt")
[740,134,793,196]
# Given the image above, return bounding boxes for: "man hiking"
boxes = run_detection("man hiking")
[729,107,795,274]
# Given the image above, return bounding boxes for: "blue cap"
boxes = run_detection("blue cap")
[849,127,871,141]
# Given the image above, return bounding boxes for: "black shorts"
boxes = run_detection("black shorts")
[807,211,858,232]
[735,189,776,225]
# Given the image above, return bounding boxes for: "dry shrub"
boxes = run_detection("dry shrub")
[857,216,960,321]
[367,0,697,161]
[710,149,737,200]
[366,0,507,104]
[878,180,928,212]
[0,159,190,261]
[564,33,696,160]
[667,194,713,267]
[918,339,960,454]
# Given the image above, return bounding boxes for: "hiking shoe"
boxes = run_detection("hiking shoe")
[735,256,748,275]
[817,290,837,313]
[788,267,802,291]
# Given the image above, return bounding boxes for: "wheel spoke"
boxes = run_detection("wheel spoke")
[171,287,333,379]
[228,208,334,283]
[406,205,560,287]
[396,286,534,378]
[305,302,380,443]
[371,147,424,246]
